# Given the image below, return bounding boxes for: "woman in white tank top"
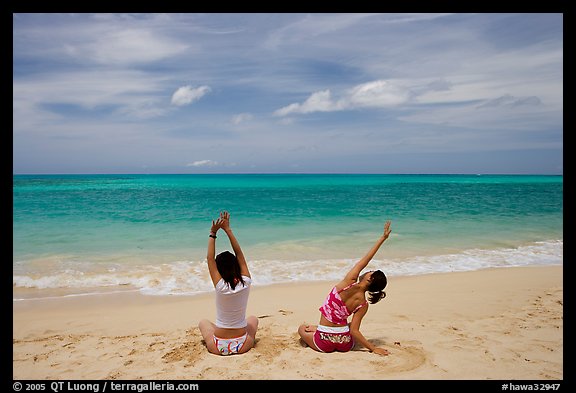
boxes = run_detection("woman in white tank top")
[198,211,259,355]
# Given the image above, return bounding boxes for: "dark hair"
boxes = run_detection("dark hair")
[215,251,245,290]
[366,270,387,304]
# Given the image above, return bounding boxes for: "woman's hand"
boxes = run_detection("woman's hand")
[382,221,392,241]
[219,211,231,232]
[210,218,224,234]
[210,211,232,234]
[372,347,390,356]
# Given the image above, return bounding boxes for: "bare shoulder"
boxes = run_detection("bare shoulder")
[334,278,356,291]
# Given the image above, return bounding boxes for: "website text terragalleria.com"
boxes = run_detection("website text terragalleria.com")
[13,382,199,393]
[71,382,197,392]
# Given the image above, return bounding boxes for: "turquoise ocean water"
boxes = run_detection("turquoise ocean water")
[13,174,563,300]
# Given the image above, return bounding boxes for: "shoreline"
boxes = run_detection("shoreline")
[13,265,563,380]
[13,258,564,303]
[13,237,563,299]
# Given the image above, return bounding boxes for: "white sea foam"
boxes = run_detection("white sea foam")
[13,240,562,300]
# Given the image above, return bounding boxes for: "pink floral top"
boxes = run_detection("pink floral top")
[319,283,367,325]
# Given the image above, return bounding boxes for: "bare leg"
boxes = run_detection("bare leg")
[238,315,259,354]
[298,323,321,352]
[197,319,220,355]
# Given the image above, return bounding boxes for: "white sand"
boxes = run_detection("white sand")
[13,265,563,380]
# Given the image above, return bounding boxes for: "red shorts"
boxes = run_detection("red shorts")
[313,325,354,353]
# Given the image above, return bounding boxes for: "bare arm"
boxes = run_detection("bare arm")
[349,305,389,356]
[343,221,392,285]
[219,211,250,278]
[207,218,225,286]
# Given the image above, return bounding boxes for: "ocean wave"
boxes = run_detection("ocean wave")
[13,240,562,299]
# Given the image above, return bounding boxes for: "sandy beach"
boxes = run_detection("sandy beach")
[13,265,563,380]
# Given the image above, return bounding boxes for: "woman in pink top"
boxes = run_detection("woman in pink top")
[198,211,259,355]
[298,221,392,356]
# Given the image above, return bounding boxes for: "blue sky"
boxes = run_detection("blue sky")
[13,13,563,174]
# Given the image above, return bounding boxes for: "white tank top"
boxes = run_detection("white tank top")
[214,275,251,329]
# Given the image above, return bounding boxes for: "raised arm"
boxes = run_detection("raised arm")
[342,221,391,284]
[219,211,250,278]
[207,217,225,286]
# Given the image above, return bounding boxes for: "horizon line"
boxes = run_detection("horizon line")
[12,172,563,176]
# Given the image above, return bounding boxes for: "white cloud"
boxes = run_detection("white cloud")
[274,90,340,116]
[274,80,411,116]
[186,160,219,167]
[81,28,189,65]
[171,85,211,106]
[186,160,237,168]
[346,80,411,108]
[14,16,191,67]
[12,69,172,131]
